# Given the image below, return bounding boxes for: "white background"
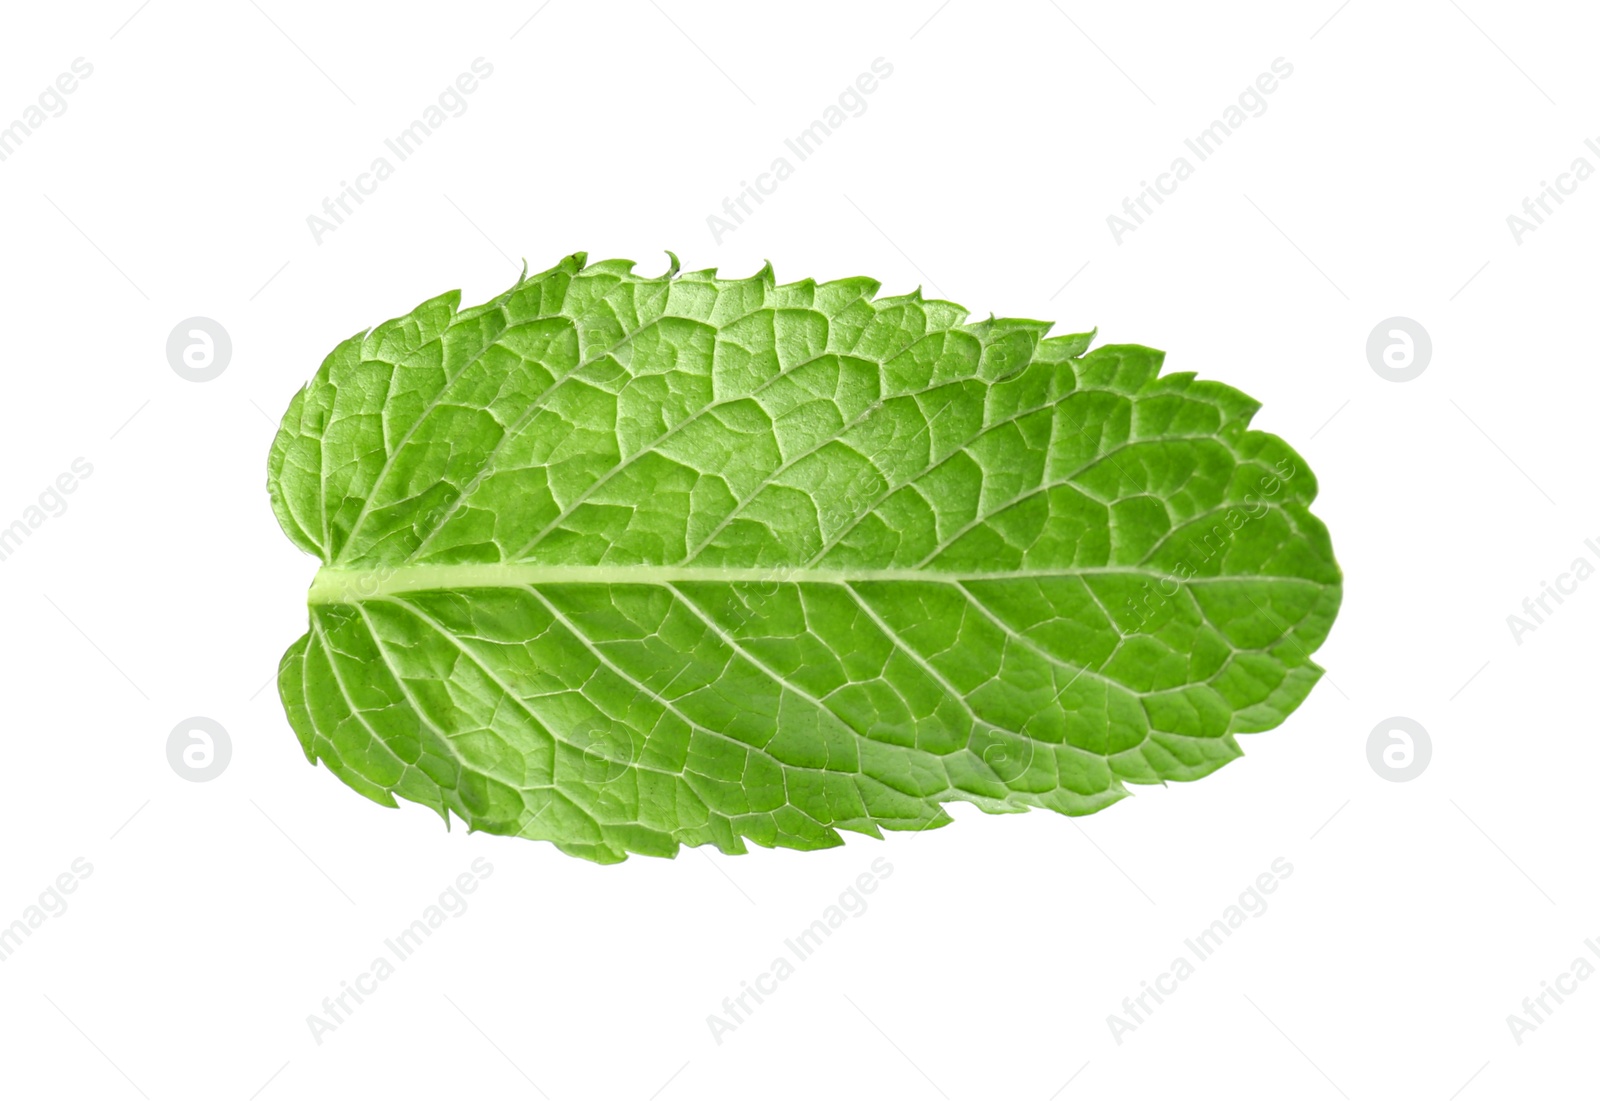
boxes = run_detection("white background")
[0,1,1594,1097]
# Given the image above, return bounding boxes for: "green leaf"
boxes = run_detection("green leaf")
[268,252,1341,863]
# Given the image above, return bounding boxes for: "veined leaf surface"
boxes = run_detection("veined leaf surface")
[269,252,1341,863]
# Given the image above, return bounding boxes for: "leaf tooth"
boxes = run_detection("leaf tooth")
[584,257,639,276]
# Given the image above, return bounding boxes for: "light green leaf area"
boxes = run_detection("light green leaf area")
[268,252,1340,863]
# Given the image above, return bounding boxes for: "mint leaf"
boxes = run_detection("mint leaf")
[268,252,1341,863]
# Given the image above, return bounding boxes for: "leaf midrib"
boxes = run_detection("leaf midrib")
[306,563,1323,604]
